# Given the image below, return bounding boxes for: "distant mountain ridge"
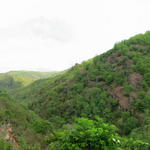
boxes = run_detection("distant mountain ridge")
[0,70,60,92]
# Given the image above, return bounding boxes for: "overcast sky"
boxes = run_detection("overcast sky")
[0,0,150,72]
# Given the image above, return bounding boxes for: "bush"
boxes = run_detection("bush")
[49,117,120,150]
[123,117,139,134]
[0,139,13,150]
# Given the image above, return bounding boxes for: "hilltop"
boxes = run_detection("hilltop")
[0,70,61,92]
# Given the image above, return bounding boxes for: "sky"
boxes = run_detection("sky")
[0,0,150,72]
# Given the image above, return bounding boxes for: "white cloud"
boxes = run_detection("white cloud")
[0,17,71,41]
[23,17,71,41]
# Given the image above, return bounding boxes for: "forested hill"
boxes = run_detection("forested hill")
[0,70,60,92]
[14,31,150,147]
[0,92,52,149]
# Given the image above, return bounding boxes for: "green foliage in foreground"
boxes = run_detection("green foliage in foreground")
[0,115,149,150]
[48,117,149,150]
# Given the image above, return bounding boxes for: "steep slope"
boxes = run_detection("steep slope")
[0,70,60,92]
[0,92,52,149]
[15,31,150,143]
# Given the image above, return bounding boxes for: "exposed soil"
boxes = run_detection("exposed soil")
[125,59,133,69]
[130,92,138,100]
[135,44,147,49]
[106,53,124,64]
[112,86,129,110]
[129,72,143,88]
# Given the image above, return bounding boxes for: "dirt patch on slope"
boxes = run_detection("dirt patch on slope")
[106,53,124,64]
[129,72,143,88]
[125,60,133,69]
[135,44,147,49]
[130,92,138,100]
[112,86,129,110]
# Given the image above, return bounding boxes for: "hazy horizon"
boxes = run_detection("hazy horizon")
[0,69,58,74]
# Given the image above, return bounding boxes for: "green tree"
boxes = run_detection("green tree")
[123,117,139,134]
[49,117,120,150]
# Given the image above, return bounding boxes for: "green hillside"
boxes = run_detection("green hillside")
[0,91,52,149]
[14,31,150,149]
[0,70,60,92]
[6,70,59,80]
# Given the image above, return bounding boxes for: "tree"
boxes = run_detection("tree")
[49,117,120,150]
[122,117,139,134]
